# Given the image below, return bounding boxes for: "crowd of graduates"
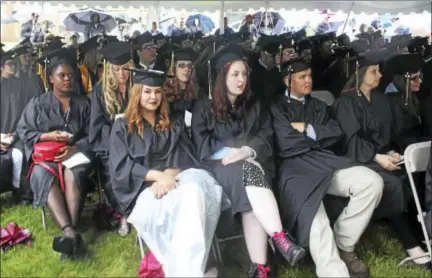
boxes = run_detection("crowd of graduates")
[1,24,432,277]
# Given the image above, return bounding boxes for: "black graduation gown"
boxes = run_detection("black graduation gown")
[191,99,274,215]
[332,90,408,219]
[0,150,14,194]
[109,114,200,215]
[17,70,45,96]
[270,94,355,248]
[250,59,284,105]
[89,83,129,207]
[16,92,93,206]
[168,88,208,115]
[386,92,425,152]
[425,145,432,209]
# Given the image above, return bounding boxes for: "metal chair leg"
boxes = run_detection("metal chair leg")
[41,207,47,231]
[214,238,224,266]
[137,234,145,258]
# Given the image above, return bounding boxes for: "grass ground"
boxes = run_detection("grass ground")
[0,193,430,277]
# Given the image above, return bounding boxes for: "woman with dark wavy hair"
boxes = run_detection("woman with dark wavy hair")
[191,44,305,278]
[163,48,205,117]
[109,69,224,276]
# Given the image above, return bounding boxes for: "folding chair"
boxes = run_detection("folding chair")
[398,141,432,265]
[311,90,335,106]
[211,209,245,266]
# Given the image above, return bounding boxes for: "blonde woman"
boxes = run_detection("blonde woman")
[89,42,138,236]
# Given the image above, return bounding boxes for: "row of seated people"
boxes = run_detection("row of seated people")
[1,41,431,278]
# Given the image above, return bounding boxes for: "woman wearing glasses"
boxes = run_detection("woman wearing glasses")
[164,48,206,117]
[384,54,427,151]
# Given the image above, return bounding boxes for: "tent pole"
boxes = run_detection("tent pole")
[342,1,355,34]
[220,0,224,35]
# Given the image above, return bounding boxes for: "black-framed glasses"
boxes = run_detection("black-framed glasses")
[409,73,423,81]
[4,61,15,66]
[176,63,194,69]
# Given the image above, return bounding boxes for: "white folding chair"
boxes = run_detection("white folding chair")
[311,90,335,106]
[398,141,432,266]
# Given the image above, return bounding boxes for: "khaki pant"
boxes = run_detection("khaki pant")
[309,166,384,277]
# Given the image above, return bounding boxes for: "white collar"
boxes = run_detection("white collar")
[285,89,305,103]
[139,62,155,69]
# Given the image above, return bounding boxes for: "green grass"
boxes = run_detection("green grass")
[0,193,430,277]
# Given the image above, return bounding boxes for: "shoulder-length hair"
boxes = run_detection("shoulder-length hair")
[212,60,252,121]
[124,83,170,139]
[342,66,368,94]
[101,60,135,120]
[163,67,199,102]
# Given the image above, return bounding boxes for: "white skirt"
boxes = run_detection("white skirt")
[128,168,226,277]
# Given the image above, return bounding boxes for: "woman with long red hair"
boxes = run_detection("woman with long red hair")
[191,44,305,277]
[109,69,225,276]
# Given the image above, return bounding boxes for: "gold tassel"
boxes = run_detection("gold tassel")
[404,72,410,106]
[103,59,107,90]
[355,61,360,96]
[207,60,212,100]
[167,51,175,78]
[287,66,292,103]
[213,41,216,54]
[129,67,133,92]
[37,47,42,77]
[345,52,350,79]
[43,58,48,93]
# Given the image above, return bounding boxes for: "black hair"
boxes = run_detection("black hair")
[47,62,73,91]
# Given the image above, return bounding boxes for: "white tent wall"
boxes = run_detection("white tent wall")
[23,1,431,14]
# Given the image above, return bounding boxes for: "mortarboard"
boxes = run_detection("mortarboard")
[153,33,165,42]
[209,43,246,71]
[256,34,280,54]
[79,36,101,56]
[280,58,311,78]
[100,42,139,65]
[409,36,429,49]
[350,39,371,54]
[134,31,154,46]
[352,49,390,68]
[295,38,313,52]
[172,48,197,62]
[127,68,166,86]
[1,51,16,66]
[278,36,295,50]
[293,29,306,41]
[37,47,74,68]
[385,53,423,75]
[158,43,180,58]
[12,46,31,56]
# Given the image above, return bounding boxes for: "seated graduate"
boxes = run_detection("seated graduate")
[163,48,207,118]
[332,50,432,269]
[384,53,426,151]
[89,41,138,236]
[109,69,224,277]
[191,44,305,278]
[77,36,103,95]
[270,58,384,278]
[1,50,25,198]
[16,48,93,260]
[14,45,45,95]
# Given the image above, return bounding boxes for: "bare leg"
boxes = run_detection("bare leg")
[242,210,268,265]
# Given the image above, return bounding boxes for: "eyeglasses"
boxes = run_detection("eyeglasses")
[4,61,15,66]
[409,73,423,81]
[176,63,194,69]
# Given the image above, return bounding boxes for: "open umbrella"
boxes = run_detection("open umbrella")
[186,14,215,34]
[63,8,117,34]
[113,13,139,25]
[253,12,283,29]
[1,14,18,24]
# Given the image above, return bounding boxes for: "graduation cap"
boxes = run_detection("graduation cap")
[409,36,429,51]
[337,33,351,47]
[12,45,31,56]
[256,34,280,54]
[79,36,101,56]
[385,53,423,104]
[190,31,204,42]
[18,37,31,47]
[40,40,66,57]
[295,38,313,53]
[292,29,306,41]
[37,47,74,68]
[100,41,139,65]
[387,34,412,52]
[153,33,165,42]
[158,43,180,58]
[1,50,16,66]
[134,31,154,46]
[350,39,371,54]
[203,35,228,53]
[127,68,166,86]
[278,36,295,50]
[172,48,197,62]
[316,32,336,44]
[46,35,65,43]
[280,58,311,101]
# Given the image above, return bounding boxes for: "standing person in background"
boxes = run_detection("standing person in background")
[84,14,106,41]
[20,13,39,40]
[215,17,234,35]
[31,20,51,46]
[239,15,257,37]
[150,21,162,36]
[189,17,203,34]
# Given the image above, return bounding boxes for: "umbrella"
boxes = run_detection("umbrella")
[253,12,283,29]
[185,14,215,34]
[1,14,18,24]
[113,13,139,25]
[63,8,117,34]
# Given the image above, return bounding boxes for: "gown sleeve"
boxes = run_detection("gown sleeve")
[310,101,344,149]
[246,102,274,161]
[74,98,91,154]
[109,119,149,194]
[89,85,112,156]
[16,97,42,151]
[270,102,315,158]
[191,100,226,161]
[332,96,377,163]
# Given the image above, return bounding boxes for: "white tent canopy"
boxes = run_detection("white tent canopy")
[28,1,431,14]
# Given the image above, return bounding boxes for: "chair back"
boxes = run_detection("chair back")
[404,141,431,173]
[311,90,335,106]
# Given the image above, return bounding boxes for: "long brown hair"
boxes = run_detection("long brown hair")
[342,66,368,93]
[212,61,252,121]
[124,83,170,139]
[163,67,199,101]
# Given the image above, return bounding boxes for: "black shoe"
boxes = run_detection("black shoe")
[248,263,272,278]
[271,231,306,266]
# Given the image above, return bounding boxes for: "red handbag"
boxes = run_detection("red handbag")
[138,251,165,278]
[27,141,68,192]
